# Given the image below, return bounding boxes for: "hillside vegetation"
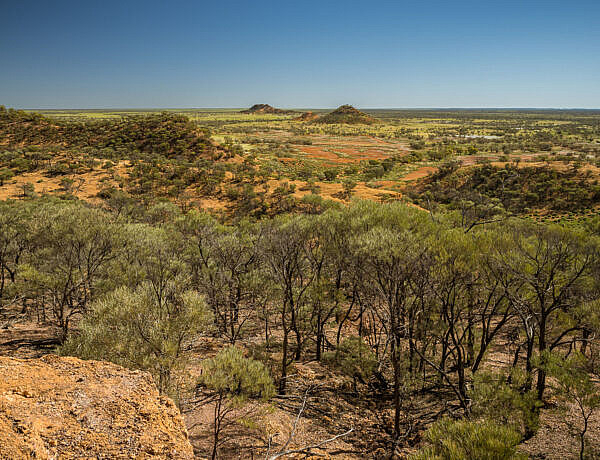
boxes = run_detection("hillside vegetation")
[0,105,222,159]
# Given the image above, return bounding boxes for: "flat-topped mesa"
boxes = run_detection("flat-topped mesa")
[0,355,194,459]
[312,104,378,124]
[240,104,295,114]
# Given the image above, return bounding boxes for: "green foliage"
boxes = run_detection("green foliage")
[470,370,541,437]
[539,351,600,411]
[324,336,377,388]
[410,417,527,460]
[535,351,600,459]
[0,168,13,185]
[199,346,275,402]
[19,202,123,339]
[61,281,213,394]
[341,178,357,198]
[198,346,275,460]
[0,110,220,159]
[410,163,600,214]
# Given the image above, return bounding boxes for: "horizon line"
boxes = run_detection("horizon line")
[17,106,600,111]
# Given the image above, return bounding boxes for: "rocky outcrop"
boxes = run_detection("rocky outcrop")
[312,105,378,124]
[0,355,194,459]
[241,104,295,114]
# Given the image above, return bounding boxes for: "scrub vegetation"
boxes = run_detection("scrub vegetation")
[2,105,600,458]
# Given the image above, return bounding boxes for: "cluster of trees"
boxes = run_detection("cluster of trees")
[2,197,600,457]
[411,162,600,216]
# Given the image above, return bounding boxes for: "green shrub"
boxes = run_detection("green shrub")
[61,281,213,395]
[410,417,526,460]
[324,336,376,392]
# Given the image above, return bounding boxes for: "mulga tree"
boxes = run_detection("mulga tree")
[0,201,31,307]
[538,351,600,460]
[324,335,377,394]
[260,214,317,394]
[494,220,599,401]
[23,203,123,342]
[208,221,263,344]
[198,346,275,460]
[426,229,481,413]
[177,211,265,344]
[349,201,434,444]
[312,208,356,360]
[61,280,213,395]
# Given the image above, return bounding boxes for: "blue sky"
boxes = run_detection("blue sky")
[1,0,599,108]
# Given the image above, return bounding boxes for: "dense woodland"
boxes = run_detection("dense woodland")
[2,107,600,458]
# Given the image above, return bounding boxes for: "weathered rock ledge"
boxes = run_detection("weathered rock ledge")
[0,355,194,459]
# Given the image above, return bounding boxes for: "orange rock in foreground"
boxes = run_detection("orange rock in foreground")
[0,355,194,459]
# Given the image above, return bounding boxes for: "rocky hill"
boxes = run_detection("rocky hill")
[0,355,194,459]
[313,105,378,124]
[240,104,295,114]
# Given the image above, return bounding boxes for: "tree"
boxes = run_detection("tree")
[425,229,480,413]
[0,201,30,308]
[260,215,317,394]
[469,370,540,439]
[348,201,434,445]
[20,182,35,197]
[495,221,597,401]
[204,224,262,344]
[341,178,357,199]
[538,351,600,460]
[61,280,213,395]
[23,203,123,341]
[198,346,275,460]
[0,168,13,186]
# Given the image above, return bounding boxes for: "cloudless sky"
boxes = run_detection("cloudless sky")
[1,0,599,108]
